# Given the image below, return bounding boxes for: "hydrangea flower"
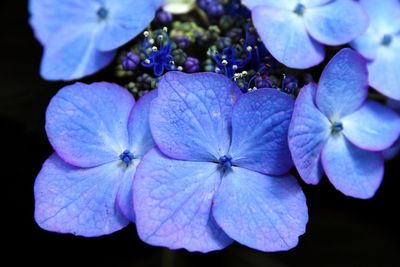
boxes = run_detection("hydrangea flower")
[35,82,156,236]
[384,99,400,160]
[351,0,400,100]
[242,0,368,68]
[29,0,164,81]
[133,72,308,252]
[288,48,400,199]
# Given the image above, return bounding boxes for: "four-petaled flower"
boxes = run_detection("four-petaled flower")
[288,48,400,199]
[351,0,400,100]
[242,0,368,68]
[133,71,308,252]
[29,0,164,80]
[35,82,156,236]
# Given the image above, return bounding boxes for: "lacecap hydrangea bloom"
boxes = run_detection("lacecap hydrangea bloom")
[288,48,400,199]
[35,83,156,236]
[29,0,164,81]
[133,72,308,252]
[351,0,400,100]
[242,0,368,68]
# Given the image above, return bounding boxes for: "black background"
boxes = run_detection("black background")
[1,1,399,266]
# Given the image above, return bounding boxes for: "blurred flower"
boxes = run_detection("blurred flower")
[288,49,400,199]
[242,0,368,68]
[184,56,200,72]
[163,0,195,14]
[35,82,156,236]
[351,0,400,100]
[29,0,163,80]
[134,71,307,252]
[122,52,141,71]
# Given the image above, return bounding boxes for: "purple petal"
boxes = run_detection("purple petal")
[304,0,368,46]
[128,90,157,157]
[342,100,400,151]
[316,48,368,119]
[321,135,384,199]
[383,141,400,160]
[40,26,115,81]
[229,89,294,175]
[46,82,134,168]
[97,0,162,51]
[116,162,138,222]
[212,167,308,252]
[29,0,99,45]
[242,0,297,10]
[34,154,129,236]
[288,83,331,184]
[359,0,400,34]
[133,149,233,252]
[150,72,242,162]
[367,46,400,100]
[252,6,325,69]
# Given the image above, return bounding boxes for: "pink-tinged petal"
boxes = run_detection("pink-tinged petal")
[288,83,331,184]
[40,26,116,81]
[46,82,134,168]
[316,48,368,120]
[150,72,241,162]
[242,0,297,10]
[97,0,162,51]
[34,154,129,236]
[359,0,400,34]
[304,0,368,46]
[134,149,233,252]
[342,100,400,151]
[367,42,400,100]
[252,6,325,69]
[212,167,308,252]
[321,135,384,199]
[128,90,157,157]
[229,89,294,175]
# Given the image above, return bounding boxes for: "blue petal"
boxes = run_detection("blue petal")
[40,26,116,81]
[288,83,331,184]
[229,89,294,175]
[383,141,400,160]
[34,154,129,236]
[316,48,368,120]
[321,135,384,199]
[212,167,308,252]
[367,44,400,100]
[116,162,138,222]
[304,0,368,46]
[29,0,99,45]
[252,6,325,69]
[46,82,134,168]
[128,90,157,157]
[150,72,242,162]
[133,149,233,252]
[242,0,297,10]
[359,0,400,35]
[342,100,400,151]
[351,26,382,60]
[97,0,162,51]
[301,0,332,7]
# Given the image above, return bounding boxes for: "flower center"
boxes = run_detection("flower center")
[219,155,233,172]
[294,3,306,16]
[381,34,393,46]
[119,149,135,166]
[97,7,108,20]
[331,121,343,133]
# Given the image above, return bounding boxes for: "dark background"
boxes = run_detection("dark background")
[2,1,399,266]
